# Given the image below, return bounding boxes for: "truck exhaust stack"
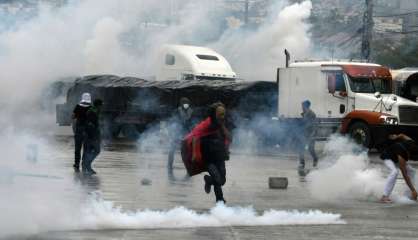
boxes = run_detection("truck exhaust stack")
[284,49,290,68]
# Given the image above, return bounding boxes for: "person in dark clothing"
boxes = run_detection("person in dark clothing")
[379,133,418,203]
[82,99,103,175]
[177,97,193,132]
[72,92,92,171]
[298,100,318,171]
[191,102,231,203]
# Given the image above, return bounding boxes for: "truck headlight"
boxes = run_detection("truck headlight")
[379,116,399,125]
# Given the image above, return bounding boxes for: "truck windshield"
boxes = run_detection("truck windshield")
[348,76,391,93]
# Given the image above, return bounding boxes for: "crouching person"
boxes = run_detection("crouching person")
[380,133,418,203]
[182,102,231,203]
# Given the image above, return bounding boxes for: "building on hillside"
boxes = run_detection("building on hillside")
[374,16,403,33]
[400,0,418,33]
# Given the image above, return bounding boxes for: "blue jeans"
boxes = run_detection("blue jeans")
[82,138,100,172]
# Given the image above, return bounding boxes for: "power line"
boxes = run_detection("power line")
[375,30,418,34]
[374,10,418,18]
[361,0,374,61]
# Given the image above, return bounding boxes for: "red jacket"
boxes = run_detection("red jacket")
[181,117,230,175]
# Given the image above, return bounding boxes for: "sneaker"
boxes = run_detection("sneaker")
[216,198,226,204]
[379,196,393,203]
[82,169,96,175]
[204,175,211,194]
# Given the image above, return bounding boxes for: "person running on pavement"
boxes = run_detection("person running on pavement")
[72,92,92,172]
[298,100,318,171]
[380,133,418,203]
[187,102,231,203]
[82,99,103,175]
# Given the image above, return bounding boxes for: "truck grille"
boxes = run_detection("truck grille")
[399,105,418,124]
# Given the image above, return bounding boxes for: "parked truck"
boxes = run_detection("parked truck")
[56,44,418,149]
[56,45,277,141]
[277,53,418,148]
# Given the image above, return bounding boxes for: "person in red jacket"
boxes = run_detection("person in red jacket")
[184,102,231,203]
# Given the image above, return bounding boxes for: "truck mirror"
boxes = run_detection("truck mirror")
[374,92,381,98]
[328,75,336,94]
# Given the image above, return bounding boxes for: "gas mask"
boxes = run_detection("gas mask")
[183,104,190,109]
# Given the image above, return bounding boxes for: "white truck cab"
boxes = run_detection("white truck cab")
[156,44,236,81]
[278,60,418,147]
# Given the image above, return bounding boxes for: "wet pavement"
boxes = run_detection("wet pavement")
[7,129,418,240]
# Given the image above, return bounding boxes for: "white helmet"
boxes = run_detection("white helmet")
[80,93,92,104]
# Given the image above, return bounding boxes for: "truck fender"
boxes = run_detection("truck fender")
[340,110,390,133]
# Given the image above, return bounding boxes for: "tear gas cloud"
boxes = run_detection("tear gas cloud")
[0,131,85,237]
[80,196,345,230]
[307,135,416,203]
[0,0,312,117]
[0,0,316,237]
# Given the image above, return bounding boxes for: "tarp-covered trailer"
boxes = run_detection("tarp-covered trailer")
[56,75,278,139]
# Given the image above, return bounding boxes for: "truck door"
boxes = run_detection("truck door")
[323,71,348,135]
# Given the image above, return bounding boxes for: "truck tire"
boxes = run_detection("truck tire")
[348,121,371,148]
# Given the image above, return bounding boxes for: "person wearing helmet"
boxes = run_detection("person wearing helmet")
[72,92,92,172]
[298,100,318,172]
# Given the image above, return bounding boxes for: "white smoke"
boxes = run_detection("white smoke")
[0,131,85,238]
[79,195,345,230]
[213,0,313,80]
[0,0,313,114]
[307,135,416,203]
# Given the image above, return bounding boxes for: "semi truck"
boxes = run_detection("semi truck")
[56,44,418,149]
[56,45,276,140]
[277,53,418,148]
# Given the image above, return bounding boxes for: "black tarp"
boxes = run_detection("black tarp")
[65,75,278,124]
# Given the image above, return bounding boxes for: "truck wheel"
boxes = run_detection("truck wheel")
[348,121,371,147]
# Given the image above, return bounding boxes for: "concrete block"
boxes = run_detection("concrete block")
[268,177,288,189]
[141,178,152,186]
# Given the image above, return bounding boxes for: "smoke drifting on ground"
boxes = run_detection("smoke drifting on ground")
[80,194,345,230]
[307,135,416,203]
[0,132,85,237]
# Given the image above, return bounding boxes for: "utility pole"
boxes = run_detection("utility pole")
[244,0,249,26]
[361,0,374,61]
